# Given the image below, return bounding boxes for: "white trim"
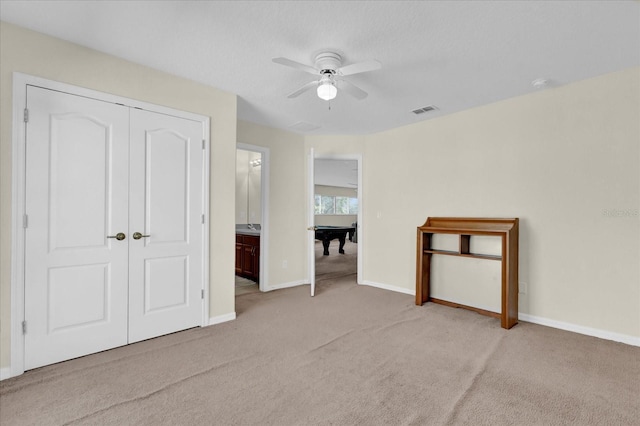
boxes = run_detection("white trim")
[201,119,211,326]
[236,143,270,292]
[311,153,364,285]
[308,148,316,296]
[208,312,237,326]
[11,73,211,376]
[518,313,640,347]
[360,279,640,347]
[11,73,28,379]
[0,367,12,381]
[360,280,415,296]
[14,73,207,123]
[266,280,309,291]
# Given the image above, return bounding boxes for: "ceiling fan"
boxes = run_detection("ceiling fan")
[272,51,381,101]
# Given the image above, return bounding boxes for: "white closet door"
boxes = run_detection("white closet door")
[127,108,204,343]
[24,86,130,369]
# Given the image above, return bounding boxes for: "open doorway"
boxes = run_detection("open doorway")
[311,156,362,294]
[235,144,269,295]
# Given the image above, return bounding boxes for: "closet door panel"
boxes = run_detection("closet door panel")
[24,86,129,369]
[128,109,204,343]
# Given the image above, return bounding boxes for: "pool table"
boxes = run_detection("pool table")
[315,226,356,255]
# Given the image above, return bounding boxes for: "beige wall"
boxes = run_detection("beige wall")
[304,70,639,340]
[0,22,238,369]
[237,121,307,287]
[361,68,639,338]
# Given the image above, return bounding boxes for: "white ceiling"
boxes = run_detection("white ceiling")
[315,159,358,189]
[1,1,638,135]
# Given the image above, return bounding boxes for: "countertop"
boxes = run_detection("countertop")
[236,229,261,236]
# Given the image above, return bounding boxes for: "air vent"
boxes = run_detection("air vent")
[412,105,438,115]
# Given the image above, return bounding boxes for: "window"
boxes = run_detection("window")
[315,195,358,215]
[314,195,336,214]
[348,197,358,214]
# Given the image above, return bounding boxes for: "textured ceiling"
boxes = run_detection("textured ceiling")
[1,1,639,135]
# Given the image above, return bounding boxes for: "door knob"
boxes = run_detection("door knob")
[307,226,318,231]
[107,232,126,241]
[132,232,150,240]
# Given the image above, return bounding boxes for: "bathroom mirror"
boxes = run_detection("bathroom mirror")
[236,149,262,225]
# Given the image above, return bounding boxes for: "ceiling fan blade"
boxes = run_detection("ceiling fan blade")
[273,57,319,75]
[287,81,318,98]
[338,59,381,76]
[338,79,368,100]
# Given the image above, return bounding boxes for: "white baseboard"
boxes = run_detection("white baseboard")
[518,313,640,347]
[266,279,308,291]
[360,280,415,296]
[208,312,236,326]
[360,280,640,347]
[0,367,12,381]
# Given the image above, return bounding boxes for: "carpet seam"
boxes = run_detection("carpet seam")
[61,354,256,425]
[443,332,507,425]
[0,330,214,395]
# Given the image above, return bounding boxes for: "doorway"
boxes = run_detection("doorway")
[235,143,269,294]
[309,154,363,295]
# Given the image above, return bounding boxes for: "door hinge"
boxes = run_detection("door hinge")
[201,289,204,299]
[202,139,206,150]
[201,214,205,224]
[22,320,27,334]
[24,108,29,123]
[23,214,28,229]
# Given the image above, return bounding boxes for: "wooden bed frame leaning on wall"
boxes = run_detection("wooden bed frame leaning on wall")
[415,217,519,329]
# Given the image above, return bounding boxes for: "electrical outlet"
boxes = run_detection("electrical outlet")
[282,260,288,269]
[519,281,528,295]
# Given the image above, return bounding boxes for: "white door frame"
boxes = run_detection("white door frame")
[308,148,316,296]
[236,143,270,292]
[308,152,364,286]
[10,73,211,378]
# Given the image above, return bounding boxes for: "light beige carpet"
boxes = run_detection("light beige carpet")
[314,240,357,284]
[1,242,638,425]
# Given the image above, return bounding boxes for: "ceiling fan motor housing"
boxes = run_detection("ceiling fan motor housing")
[314,52,342,73]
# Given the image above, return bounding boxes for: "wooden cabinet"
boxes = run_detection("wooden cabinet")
[416,217,519,329]
[236,234,260,282]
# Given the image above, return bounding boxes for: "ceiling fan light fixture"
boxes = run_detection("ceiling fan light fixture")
[317,80,337,101]
[274,51,378,101]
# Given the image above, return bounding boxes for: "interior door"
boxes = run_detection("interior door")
[127,108,204,343]
[24,86,130,369]
[308,148,316,296]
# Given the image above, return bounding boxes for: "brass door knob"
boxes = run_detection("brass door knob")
[132,232,150,240]
[107,232,126,241]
